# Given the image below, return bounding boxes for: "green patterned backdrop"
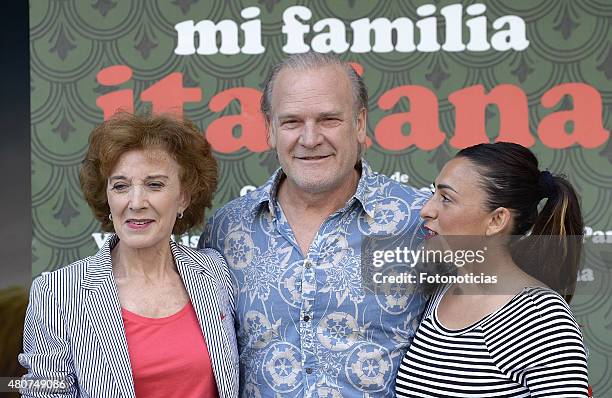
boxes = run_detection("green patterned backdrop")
[30,0,611,393]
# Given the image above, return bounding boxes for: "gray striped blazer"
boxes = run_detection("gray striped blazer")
[19,234,239,398]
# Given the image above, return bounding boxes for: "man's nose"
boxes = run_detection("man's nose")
[299,121,324,148]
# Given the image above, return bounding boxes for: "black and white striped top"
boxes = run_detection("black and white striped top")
[395,285,589,397]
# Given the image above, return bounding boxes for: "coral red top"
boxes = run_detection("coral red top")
[122,302,219,398]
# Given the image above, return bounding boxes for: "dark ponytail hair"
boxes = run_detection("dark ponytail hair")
[455,142,583,302]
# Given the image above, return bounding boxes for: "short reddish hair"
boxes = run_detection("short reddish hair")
[79,112,218,234]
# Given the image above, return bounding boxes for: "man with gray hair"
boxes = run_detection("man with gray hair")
[200,52,429,397]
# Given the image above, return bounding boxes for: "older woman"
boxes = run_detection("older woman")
[395,142,589,397]
[20,113,238,397]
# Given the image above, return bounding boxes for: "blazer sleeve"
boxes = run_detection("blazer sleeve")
[204,248,236,317]
[19,275,78,397]
[200,211,236,318]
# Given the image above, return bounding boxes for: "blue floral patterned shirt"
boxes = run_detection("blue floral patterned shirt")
[200,160,430,397]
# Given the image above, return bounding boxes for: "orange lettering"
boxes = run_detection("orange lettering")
[206,88,268,152]
[140,73,201,116]
[449,84,534,148]
[375,86,445,150]
[538,83,610,148]
[96,65,134,119]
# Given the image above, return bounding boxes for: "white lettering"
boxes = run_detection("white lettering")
[174,20,197,55]
[312,18,349,53]
[282,6,311,53]
[593,230,606,244]
[181,235,190,246]
[465,4,490,51]
[390,171,410,183]
[491,15,529,51]
[175,4,529,56]
[174,19,240,55]
[240,7,265,54]
[350,18,415,53]
[441,4,464,51]
[91,233,113,249]
[416,4,440,52]
[583,226,612,243]
[174,8,266,56]
[240,185,256,196]
[577,268,594,282]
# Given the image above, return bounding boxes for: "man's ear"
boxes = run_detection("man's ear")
[266,121,276,149]
[356,108,367,145]
[485,207,512,236]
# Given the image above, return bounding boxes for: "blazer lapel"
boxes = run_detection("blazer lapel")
[83,235,136,398]
[172,243,236,398]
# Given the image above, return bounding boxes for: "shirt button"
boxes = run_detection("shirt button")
[303,315,310,322]
[304,261,312,269]
[305,367,313,374]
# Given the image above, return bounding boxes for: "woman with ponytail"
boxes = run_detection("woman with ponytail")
[395,142,589,397]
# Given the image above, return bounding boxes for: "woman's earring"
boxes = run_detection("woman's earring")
[177,212,184,219]
[108,214,113,221]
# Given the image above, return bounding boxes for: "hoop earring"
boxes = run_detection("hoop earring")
[177,212,183,219]
[108,214,113,221]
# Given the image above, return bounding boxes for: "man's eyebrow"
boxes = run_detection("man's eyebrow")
[277,112,344,120]
[277,113,300,120]
[434,182,458,193]
[318,112,343,119]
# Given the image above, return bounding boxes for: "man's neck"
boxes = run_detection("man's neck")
[275,168,361,255]
[277,167,360,218]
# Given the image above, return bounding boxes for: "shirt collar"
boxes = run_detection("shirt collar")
[253,159,380,218]
[253,167,284,216]
[352,160,379,218]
